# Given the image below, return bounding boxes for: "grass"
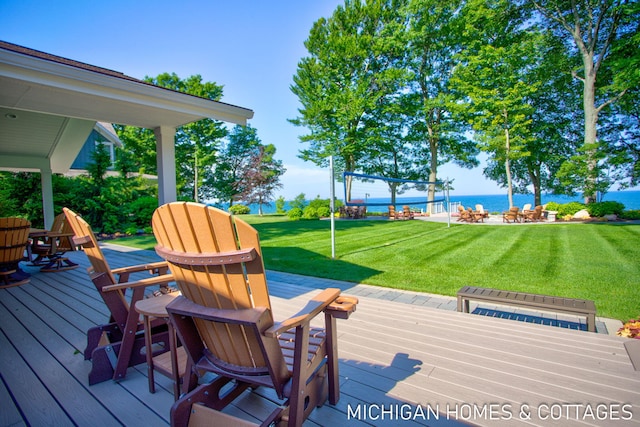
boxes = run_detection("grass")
[114,215,640,321]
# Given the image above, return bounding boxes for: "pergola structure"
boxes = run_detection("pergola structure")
[0,41,254,228]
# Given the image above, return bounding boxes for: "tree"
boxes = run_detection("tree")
[451,0,539,207]
[600,86,640,190]
[212,125,261,205]
[240,144,285,215]
[600,1,640,190]
[402,0,478,211]
[514,31,584,204]
[212,125,284,212]
[116,73,227,201]
[531,0,639,202]
[115,125,158,175]
[290,0,408,200]
[86,142,112,189]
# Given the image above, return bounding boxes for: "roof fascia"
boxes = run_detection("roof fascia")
[0,48,254,126]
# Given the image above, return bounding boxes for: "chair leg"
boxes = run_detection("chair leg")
[112,286,146,380]
[170,377,250,427]
[88,329,171,385]
[324,312,340,405]
[84,323,121,360]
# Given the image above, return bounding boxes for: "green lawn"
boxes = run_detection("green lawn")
[114,216,640,321]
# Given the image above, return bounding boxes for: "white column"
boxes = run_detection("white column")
[40,166,55,229]
[154,126,177,205]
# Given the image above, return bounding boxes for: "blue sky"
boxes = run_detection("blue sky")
[1,0,508,199]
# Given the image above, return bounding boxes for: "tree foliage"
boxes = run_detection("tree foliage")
[115,73,227,201]
[451,0,540,207]
[291,0,640,203]
[290,0,409,199]
[531,0,640,201]
[212,125,285,211]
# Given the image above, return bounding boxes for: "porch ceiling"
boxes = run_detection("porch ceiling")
[0,41,254,174]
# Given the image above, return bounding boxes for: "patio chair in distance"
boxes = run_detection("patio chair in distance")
[523,205,544,222]
[152,202,358,427]
[29,213,79,272]
[502,206,520,223]
[388,205,400,219]
[0,217,31,288]
[474,204,489,221]
[402,205,415,220]
[457,205,475,222]
[63,207,176,385]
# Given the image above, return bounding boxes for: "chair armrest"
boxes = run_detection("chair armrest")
[265,288,341,337]
[41,231,74,239]
[326,295,359,319]
[111,260,169,276]
[102,273,175,292]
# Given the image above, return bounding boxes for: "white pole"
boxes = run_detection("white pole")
[446,177,451,228]
[330,156,336,259]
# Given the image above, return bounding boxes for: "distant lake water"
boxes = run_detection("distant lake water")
[444,190,640,214]
[223,190,640,215]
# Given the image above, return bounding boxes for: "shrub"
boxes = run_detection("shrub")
[316,206,331,218]
[275,196,286,214]
[127,196,158,228]
[586,201,625,217]
[290,194,307,211]
[229,204,251,215]
[124,226,141,236]
[620,210,640,220]
[287,207,303,220]
[557,202,586,217]
[545,201,561,211]
[302,206,319,219]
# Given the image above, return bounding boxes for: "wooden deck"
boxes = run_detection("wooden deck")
[1,244,639,427]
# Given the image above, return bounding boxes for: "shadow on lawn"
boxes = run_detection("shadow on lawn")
[261,246,381,288]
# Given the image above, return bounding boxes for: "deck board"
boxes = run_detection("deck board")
[1,245,639,426]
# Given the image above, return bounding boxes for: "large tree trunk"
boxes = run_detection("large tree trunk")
[504,111,514,208]
[582,56,599,204]
[529,169,542,207]
[427,136,438,214]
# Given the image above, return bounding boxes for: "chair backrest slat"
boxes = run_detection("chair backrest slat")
[63,208,133,326]
[63,208,115,281]
[0,217,31,265]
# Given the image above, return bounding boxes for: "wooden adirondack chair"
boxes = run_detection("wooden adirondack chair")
[475,204,489,220]
[402,205,415,220]
[152,202,358,427]
[523,205,543,222]
[29,213,79,272]
[457,205,474,222]
[388,205,399,219]
[0,217,31,288]
[502,206,520,223]
[63,207,176,385]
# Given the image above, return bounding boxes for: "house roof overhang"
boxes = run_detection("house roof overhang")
[0,41,254,174]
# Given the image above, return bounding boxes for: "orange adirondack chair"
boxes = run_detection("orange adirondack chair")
[402,205,415,220]
[502,206,520,223]
[457,205,475,222]
[0,217,31,288]
[152,202,358,427]
[63,208,175,384]
[388,205,400,219]
[523,205,544,222]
